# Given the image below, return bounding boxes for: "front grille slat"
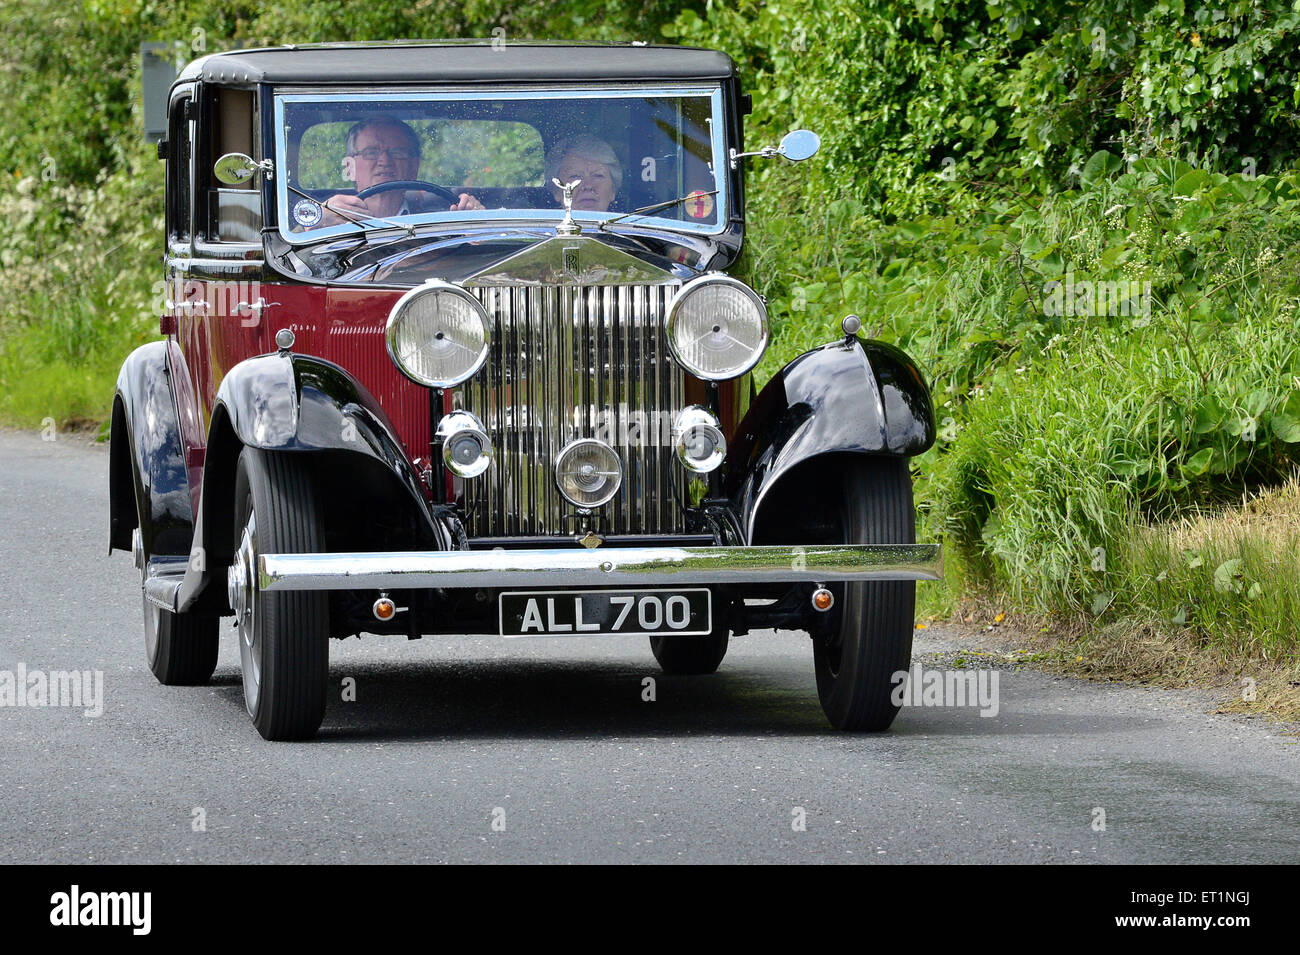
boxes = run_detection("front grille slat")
[655,286,667,528]
[507,288,519,536]
[636,284,649,533]
[524,285,537,529]
[464,282,682,538]
[618,285,631,535]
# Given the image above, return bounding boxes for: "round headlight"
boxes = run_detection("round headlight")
[555,439,623,509]
[385,280,491,388]
[666,275,768,381]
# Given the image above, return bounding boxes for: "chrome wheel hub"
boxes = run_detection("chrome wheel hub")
[227,521,256,625]
[231,512,262,716]
[137,528,161,663]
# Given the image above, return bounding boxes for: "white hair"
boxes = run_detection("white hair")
[545,135,623,192]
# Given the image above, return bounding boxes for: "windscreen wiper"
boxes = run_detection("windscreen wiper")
[598,189,720,230]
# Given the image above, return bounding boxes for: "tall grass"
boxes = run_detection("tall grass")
[0,154,160,430]
[738,155,1300,654]
[0,295,156,430]
[1119,477,1300,661]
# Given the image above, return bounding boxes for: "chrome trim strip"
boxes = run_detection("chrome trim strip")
[462,234,677,287]
[258,544,943,591]
[163,257,265,272]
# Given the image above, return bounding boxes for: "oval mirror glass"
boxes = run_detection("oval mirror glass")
[214,152,258,185]
[778,130,821,162]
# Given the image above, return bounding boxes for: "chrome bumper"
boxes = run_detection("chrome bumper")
[257,544,942,592]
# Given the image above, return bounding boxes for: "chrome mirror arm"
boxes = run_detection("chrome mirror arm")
[728,145,779,170]
[728,130,821,170]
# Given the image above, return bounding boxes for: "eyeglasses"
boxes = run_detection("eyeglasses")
[351,147,416,161]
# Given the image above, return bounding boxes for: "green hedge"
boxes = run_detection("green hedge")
[4,1,1300,637]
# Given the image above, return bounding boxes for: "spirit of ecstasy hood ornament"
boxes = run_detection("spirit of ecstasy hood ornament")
[553,177,582,235]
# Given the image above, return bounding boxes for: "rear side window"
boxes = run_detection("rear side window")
[206,88,263,243]
[166,95,192,243]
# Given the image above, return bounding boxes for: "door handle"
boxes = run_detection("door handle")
[233,298,281,318]
[167,299,209,312]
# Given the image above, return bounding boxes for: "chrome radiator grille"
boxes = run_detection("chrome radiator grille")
[458,284,686,537]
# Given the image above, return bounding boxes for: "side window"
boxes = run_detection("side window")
[204,88,263,243]
[166,96,192,243]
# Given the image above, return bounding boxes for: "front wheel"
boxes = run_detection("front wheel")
[229,448,329,741]
[813,457,916,731]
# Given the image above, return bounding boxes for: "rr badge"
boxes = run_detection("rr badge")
[563,246,580,279]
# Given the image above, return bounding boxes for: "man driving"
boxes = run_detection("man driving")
[320,117,483,227]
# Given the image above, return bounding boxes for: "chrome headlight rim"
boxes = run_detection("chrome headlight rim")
[554,438,623,509]
[436,410,492,479]
[666,273,769,382]
[384,279,492,389]
[673,405,726,474]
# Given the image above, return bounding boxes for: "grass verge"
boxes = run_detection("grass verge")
[919,478,1300,721]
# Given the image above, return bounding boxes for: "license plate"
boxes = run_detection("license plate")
[499,589,712,637]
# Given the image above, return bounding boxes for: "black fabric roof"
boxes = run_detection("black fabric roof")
[178,41,736,87]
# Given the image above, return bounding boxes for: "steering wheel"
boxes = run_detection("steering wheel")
[356,179,461,206]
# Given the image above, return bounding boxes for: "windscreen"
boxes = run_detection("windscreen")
[274,87,727,239]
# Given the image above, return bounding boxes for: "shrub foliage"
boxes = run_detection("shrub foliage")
[3,0,1299,642]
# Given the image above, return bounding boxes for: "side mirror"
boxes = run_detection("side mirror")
[729,129,821,170]
[777,129,820,162]
[214,152,261,185]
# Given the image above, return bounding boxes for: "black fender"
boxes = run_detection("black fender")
[109,341,194,557]
[175,352,444,614]
[725,337,935,544]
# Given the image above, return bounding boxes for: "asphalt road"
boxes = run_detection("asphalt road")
[1,428,1297,864]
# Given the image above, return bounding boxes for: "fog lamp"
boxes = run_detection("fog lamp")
[555,439,622,508]
[436,411,492,478]
[673,406,726,473]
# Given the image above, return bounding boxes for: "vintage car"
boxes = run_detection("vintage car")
[109,41,941,740]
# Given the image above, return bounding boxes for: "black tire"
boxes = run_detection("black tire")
[231,448,329,741]
[813,457,916,731]
[649,600,729,675]
[144,594,219,686]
